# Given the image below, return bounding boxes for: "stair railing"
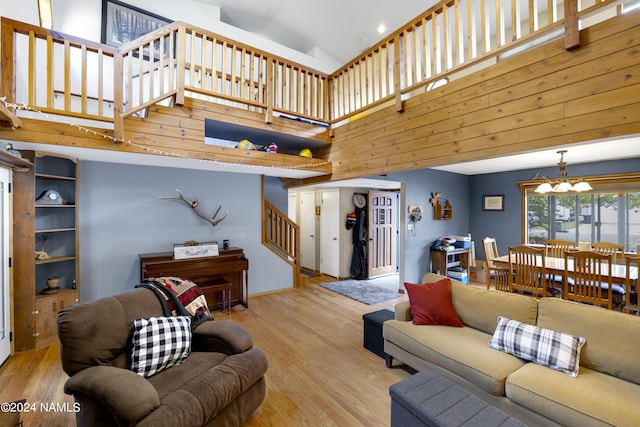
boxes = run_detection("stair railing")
[262,199,302,287]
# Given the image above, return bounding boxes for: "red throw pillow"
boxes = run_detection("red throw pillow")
[404,279,463,327]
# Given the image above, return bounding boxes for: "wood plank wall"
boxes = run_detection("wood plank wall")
[322,9,640,182]
[121,98,332,171]
[0,98,332,175]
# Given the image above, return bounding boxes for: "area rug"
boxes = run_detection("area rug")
[320,280,400,305]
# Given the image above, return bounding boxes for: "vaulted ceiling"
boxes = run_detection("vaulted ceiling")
[195,0,437,65]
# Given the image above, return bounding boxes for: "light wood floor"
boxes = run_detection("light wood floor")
[0,274,418,426]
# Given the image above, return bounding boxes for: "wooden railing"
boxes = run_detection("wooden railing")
[178,25,328,122]
[115,22,180,120]
[1,18,329,132]
[0,17,118,122]
[0,0,626,130]
[262,199,301,287]
[327,0,625,121]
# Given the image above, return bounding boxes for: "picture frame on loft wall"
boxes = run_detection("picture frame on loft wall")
[482,195,504,211]
[101,0,172,55]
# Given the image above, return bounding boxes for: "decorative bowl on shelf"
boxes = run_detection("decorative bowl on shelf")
[43,277,61,293]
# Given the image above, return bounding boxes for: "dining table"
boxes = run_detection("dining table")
[491,254,638,285]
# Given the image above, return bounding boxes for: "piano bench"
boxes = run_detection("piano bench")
[204,280,233,317]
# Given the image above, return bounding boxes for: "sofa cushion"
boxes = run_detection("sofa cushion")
[383,320,526,396]
[421,274,539,334]
[506,363,640,427]
[131,316,192,378]
[404,279,463,327]
[489,316,585,377]
[537,297,640,385]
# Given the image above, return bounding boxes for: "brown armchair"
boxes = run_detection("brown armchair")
[57,288,267,427]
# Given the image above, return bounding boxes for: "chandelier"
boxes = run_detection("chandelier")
[534,150,593,193]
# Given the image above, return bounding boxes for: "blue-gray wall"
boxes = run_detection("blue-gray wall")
[75,156,638,302]
[264,176,288,212]
[79,161,290,302]
[383,169,471,284]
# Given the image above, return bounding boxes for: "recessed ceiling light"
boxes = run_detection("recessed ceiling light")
[377,24,386,34]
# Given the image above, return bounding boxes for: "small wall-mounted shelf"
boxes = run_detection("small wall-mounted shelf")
[430,192,453,220]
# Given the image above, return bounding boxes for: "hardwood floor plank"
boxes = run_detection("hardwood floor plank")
[0,275,412,426]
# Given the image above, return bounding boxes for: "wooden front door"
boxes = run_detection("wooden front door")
[367,191,397,278]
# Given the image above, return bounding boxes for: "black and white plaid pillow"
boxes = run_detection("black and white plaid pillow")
[489,316,586,377]
[131,316,192,378]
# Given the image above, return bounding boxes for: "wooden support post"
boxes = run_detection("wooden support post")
[564,0,580,51]
[393,35,404,113]
[265,58,274,124]
[175,25,186,106]
[0,18,16,102]
[113,53,124,142]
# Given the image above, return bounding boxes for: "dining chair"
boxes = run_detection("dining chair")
[564,251,619,310]
[591,242,625,264]
[508,245,549,297]
[482,237,510,292]
[624,255,640,315]
[545,239,575,258]
[545,239,576,286]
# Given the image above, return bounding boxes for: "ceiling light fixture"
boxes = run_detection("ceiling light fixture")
[534,150,593,193]
[377,24,386,34]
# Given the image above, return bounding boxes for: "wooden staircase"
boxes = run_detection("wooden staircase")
[262,197,303,288]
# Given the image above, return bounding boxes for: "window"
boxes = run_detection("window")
[520,173,640,252]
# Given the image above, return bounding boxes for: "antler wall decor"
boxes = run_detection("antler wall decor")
[157,189,228,227]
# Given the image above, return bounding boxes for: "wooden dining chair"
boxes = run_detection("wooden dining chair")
[482,237,510,292]
[508,245,548,297]
[563,251,617,310]
[545,239,575,258]
[624,255,640,315]
[544,239,576,286]
[591,242,625,264]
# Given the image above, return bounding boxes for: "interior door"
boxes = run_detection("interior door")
[299,191,316,271]
[320,189,340,278]
[0,167,10,364]
[368,191,397,278]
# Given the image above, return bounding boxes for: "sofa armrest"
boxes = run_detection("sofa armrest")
[64,366,159,424]
[394,301,412,321]
[192,320,253,354]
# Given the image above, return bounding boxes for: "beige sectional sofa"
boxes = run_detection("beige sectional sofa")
[383,273,640,427]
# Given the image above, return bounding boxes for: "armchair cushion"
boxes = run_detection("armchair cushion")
[131,316,192,377]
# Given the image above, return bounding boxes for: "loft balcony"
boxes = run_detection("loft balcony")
[0,0,638,181]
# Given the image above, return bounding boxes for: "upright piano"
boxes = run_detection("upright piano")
[139,247,249,310]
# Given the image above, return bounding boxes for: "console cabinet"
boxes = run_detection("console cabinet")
[13,151,79,351]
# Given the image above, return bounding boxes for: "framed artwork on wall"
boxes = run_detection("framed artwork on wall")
[101,0,172,50]
[483,195,504,211]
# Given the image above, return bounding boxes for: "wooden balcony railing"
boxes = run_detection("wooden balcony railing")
[327,0,625,121]
[0,17,118,122]
[0,0,626,131]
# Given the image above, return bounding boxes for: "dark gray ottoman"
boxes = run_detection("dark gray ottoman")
[390,370,527,427]
[363,309,394,358]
